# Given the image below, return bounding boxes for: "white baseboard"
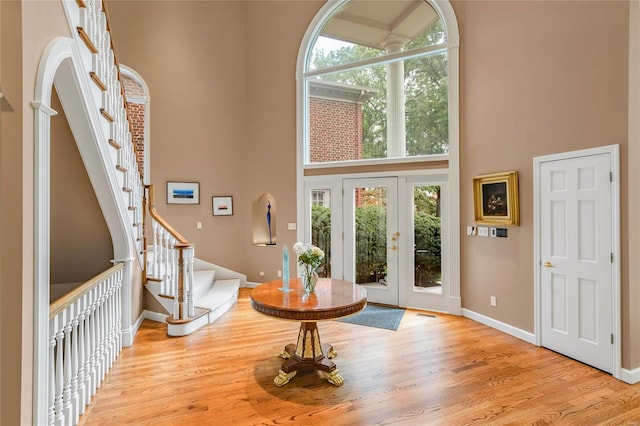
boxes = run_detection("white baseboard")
[620,367,640,384]
[143,310,168,323]
[449,296,462,315]
[243,281,260,289]
[462,308,536,345]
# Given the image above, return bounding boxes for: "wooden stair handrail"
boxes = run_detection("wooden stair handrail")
[50,262,125,319]
[145,184,189,244]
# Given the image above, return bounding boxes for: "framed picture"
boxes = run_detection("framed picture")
[167,181,200,205]
[212,196,233,216]
[473,171,520,226]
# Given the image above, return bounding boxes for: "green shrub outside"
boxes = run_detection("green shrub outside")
[311,205,441,283]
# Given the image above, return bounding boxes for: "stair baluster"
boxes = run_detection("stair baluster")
[144,184,197,325]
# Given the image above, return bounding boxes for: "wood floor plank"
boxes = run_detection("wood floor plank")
[79,288,640,425]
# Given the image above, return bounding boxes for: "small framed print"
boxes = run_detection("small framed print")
[473,171,520,226]
[167,181,200,205]
[212,196,233,216]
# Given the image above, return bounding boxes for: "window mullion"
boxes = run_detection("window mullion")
[305,43,447,79]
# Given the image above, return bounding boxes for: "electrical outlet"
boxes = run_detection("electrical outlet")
[490,296,497,307]
[288,223,297,230]
[196,221,202,230]
[277,270,282,277]
[259,271,265,277]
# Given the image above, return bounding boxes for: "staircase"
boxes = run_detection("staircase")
[145,251,241,336]
[143,184,244,336]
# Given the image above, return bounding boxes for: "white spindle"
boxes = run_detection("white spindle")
[54,315,65,426]
[70,302,80,424]
[169,238,176,296]
[48,322,56,426]
[187,247,195,317]
[62,313,73,426]
[97,282,106,382]
[163,232,171,292]
[89,288,98,397]
[76,295,86,414]
[116,273,123,353]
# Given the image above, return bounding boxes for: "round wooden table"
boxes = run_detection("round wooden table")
[250,277,367,387]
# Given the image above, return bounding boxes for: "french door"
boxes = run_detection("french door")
[305,173,448,310]
[343,177,399,305]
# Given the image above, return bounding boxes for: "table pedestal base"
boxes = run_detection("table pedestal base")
[274,321,343,387]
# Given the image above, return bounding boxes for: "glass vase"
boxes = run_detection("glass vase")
[302,268,319,293]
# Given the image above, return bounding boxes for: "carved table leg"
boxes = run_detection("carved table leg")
[274,322,343,386]
[274,369,297,387]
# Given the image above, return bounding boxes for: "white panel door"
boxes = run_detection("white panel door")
[343,177,399,305]
[540,153,613,372]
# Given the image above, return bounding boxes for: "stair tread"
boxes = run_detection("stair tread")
[195,279,240,310]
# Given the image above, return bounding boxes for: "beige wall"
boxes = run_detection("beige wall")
[453,0,632,362]
[0,2,24,424]
[109,0,638,371]
[50,89,113,284]
[108,1,323,283]
[0,0,70,423]
[0,2,635,424]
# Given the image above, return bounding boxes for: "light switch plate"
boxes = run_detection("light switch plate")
[478,226,489,237]
[288,223,297,231]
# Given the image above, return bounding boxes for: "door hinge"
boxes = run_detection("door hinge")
[611,334,614,344]
[611,252,614,263]
[609,171,613,182]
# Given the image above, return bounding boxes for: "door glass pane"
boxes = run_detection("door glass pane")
[413,185,441,292]
[355,187,387,287]
[311,189,331,278]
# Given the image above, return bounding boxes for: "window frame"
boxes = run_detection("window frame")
[296,0,461,314]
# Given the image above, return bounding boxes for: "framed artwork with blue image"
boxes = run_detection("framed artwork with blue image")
[167,181,200,205]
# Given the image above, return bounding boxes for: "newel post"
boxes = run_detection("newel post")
[174,243,195,320]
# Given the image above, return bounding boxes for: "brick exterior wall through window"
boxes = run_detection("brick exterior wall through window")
[309,97,363,163]
[122,74,146,177]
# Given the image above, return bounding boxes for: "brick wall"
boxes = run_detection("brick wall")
[309,97,362,163]
[121,74,146,176]
[125,101,145,176]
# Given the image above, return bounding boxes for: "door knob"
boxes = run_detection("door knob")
[392,232,400,242]
[543,260,554,268]
[389,245,397,251]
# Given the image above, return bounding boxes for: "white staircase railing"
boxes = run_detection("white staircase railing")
[144,184,196,321]
[49,263,123,426]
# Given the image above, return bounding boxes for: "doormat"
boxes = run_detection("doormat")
[337,304,405,331]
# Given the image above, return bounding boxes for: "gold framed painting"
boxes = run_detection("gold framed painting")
[473,171,520,226]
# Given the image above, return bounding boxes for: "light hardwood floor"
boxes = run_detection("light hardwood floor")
[79,288,640,425]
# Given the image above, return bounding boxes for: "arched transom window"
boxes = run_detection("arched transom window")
[303,0,451,165]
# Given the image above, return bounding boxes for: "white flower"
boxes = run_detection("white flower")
[293,241,324,269]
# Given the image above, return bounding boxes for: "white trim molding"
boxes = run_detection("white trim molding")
[620,367,640,385]
[462,308,536,345]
